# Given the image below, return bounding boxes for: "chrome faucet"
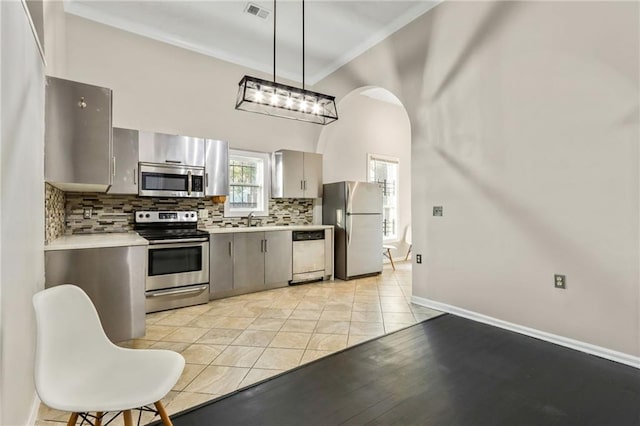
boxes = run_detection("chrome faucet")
[246,211,255,227]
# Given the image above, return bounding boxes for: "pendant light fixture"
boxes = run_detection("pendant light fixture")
[235,0,338,125]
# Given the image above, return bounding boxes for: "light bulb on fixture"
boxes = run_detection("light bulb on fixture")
[285,97,293,108]
[299,100,307,112]
[270,93,279,105]
[312,103,320,114]
[255,90,264,103]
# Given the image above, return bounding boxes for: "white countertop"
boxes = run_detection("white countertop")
[45,225,333,250]
[45,233,149,251]
[204,224,333,234]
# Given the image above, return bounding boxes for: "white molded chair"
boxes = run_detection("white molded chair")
[404,225,412,261]
[382,225,412,270]
[33,285,185,426]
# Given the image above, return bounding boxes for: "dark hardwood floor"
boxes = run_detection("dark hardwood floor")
[165,315,640,426]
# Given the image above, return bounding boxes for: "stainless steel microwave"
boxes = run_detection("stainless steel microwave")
[138,163,205,198]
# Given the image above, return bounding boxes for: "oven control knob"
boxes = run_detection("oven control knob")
[145,214,150,218]
[191,213,195,218]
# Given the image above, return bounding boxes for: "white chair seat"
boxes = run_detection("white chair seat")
[44,348,184,413]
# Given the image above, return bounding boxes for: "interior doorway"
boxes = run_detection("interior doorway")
[316,86,412,265]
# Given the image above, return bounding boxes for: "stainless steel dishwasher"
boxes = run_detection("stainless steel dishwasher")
[291,230,326,284]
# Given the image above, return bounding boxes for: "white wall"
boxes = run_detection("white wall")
[43,0,67,77]
[317,1,639,358]
[0,2,46,424]
[317,89,411,258]
[63,14,321,153]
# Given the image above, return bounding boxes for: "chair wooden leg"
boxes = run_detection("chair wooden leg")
[387,248,396,271]
[95,412,103,426]
[155,401,173,426]
[123,410,133,426]
[67,413,79,426]
[405,244,412,261]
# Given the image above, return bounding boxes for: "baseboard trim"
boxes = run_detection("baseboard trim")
[411,295,640,369]
[28,393,40,426]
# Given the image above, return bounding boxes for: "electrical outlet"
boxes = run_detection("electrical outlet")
[416,254,422,264]
[83,208,92,219]
[198,209,209,219]
[433,206,443,216]
[554,274,566,289]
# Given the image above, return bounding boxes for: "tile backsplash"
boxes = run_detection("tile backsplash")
[45,183,66,243]
[61,193,314,235]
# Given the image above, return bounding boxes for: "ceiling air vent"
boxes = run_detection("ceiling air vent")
[245,3,270,20]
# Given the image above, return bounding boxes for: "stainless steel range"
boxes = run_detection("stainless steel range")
[135,210,209,313]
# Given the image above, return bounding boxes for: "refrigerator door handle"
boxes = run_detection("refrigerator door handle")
[347,214,352,246]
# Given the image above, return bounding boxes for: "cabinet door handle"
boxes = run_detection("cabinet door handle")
[264,239,268,253]
[303,180,307,190]
[112,156,116,177]
[228,240,232,257]
[301,180,304,190]
[206,172,209,187]
[260,239,264,252]
[133,168,136,185]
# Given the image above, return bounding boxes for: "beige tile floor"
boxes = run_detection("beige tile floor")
[36,261,442,425]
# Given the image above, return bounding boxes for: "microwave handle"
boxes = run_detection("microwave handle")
[188,170,192,196]
[165,160,182,164]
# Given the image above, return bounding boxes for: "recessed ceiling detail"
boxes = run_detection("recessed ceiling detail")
[63,1,441,85]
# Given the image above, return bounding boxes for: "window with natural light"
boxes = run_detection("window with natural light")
[368,154,399,241]
[224,150,270,217]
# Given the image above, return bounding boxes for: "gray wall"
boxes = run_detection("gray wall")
[317,1,639,357]
[1,2,46,424]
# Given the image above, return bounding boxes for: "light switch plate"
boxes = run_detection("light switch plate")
[83,208,92,219]
[433,206,443,216]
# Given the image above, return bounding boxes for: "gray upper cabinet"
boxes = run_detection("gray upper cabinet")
[109,128,139,194]
[272,149,323,198]
[45,76,113,192]
[264,231,293,288]
[210,234,234,298]
[205,139,229,196]
[138,131,205,167]
[302,152,323,198]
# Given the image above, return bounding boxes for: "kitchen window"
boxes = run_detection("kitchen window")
[368,154,398,241]
[224,150,270,217]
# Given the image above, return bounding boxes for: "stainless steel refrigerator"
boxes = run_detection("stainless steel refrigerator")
[323,181,383,280]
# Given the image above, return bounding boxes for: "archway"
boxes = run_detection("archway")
[316,86,412,261]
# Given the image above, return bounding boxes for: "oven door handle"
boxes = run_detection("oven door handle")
[148,238,209,246]
[147,285,208,297]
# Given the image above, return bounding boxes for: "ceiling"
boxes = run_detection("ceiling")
[63,0,441,85]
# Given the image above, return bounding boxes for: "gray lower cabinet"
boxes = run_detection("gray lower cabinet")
[233,232,266,292]
[210,234,234,295]
[44,245,146,342]
[209,230,294,299]
[265,231,292,288]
